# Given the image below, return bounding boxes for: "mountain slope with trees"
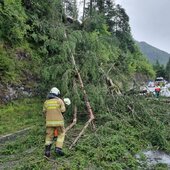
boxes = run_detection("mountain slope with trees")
[1,1,170,169]
[0,0,155,99]
[136,41,170,66]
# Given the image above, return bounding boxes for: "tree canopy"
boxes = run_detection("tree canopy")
[0,0,155,99]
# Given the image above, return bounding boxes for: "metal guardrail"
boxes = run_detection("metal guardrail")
[0,127,33,143]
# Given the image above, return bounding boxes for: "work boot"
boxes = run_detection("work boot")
[45,144,51,158]
[55,147,64,156]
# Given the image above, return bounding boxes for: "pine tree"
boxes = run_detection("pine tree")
[105,0,116,32]
[97,0,105,13]
[153,60,166,78]
[165,57,170,81]
[65,0,78,19]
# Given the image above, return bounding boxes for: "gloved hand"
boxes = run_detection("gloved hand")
[63,98,71,105]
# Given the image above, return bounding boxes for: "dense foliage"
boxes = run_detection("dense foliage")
[153,59,170,81]
[0,97,170,169]
[165,57,170,81]
[1,1,169,170]
[0,0,155,90]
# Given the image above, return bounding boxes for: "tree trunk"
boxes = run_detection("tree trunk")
[63,30,95,148]
[65,105,77,133]
[83,0,86,21]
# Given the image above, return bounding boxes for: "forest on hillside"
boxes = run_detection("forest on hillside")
[0,0,155,95]
[0,1,170,170]
[136,41,170,81]
[136,41,170,66]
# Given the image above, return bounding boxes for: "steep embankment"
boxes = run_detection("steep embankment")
[0,44,40,104]
[0,0,155,104]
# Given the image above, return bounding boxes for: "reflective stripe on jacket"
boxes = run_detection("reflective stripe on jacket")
[43,98,66,127]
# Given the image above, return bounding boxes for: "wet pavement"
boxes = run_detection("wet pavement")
[136,150,170,168]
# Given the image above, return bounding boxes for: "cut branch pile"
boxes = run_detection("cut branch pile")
[65,105,77,133]
[100,68,121,95]
[64,33,95,149]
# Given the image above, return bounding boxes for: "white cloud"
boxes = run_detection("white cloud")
[115,0,170,53]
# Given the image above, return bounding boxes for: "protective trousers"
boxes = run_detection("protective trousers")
[45,126,65,148]
[155,91,160,98]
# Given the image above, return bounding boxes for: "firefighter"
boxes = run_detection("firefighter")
[43,87,70,157]
[155,83,161,98]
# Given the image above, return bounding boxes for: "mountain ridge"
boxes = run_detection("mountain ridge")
[136,41,170,66]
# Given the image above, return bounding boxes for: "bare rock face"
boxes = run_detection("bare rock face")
[134,73,148,84]
[0,84,34,104]
[15,48,31,61]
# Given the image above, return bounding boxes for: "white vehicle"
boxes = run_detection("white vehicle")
[155,77,167,84]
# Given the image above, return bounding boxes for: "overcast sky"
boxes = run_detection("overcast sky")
[116,0,170,53]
